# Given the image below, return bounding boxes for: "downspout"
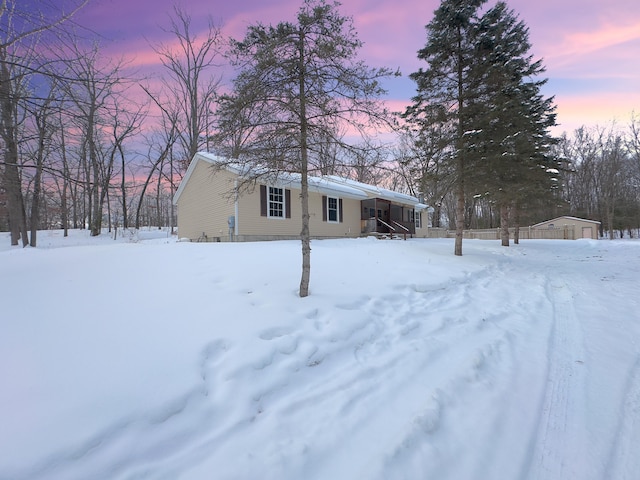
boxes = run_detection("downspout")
[234,179,239,240]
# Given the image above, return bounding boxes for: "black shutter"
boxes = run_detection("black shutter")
[322,195,327,221]
[339,198,343,223]
[285,189,291,218]
[260,185,267,216]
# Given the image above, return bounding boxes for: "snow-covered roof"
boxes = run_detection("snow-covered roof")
[174,152,425,206]
[531,216,601,227]
[324,175,421,206]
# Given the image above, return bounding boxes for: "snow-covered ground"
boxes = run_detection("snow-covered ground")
[1,229,639,480]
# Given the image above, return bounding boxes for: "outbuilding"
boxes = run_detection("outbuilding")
[530,216,600,240]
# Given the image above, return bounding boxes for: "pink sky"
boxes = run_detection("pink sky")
[76,0,640,135]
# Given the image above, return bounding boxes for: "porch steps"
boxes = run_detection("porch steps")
[373,233,403,240]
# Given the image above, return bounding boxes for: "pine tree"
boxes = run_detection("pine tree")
[404,0,487,256]
[467,2,557,246]
[405,0,557,250]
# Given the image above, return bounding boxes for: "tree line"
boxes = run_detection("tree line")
[556,119,640,239]
[0,1,224,246]
[1,0,638,265]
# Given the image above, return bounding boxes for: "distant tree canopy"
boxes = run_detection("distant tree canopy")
[557,121,640,239]
[404,0,558,251]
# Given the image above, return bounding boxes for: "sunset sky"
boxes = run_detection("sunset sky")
[74,0,640,136]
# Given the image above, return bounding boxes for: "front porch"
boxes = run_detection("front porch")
[360,198,417,239]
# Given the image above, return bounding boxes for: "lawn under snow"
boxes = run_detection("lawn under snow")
[1,229,639,480]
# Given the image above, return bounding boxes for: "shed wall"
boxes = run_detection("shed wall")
[532,217,600,240]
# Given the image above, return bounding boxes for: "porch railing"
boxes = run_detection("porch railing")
[361,218,416,238]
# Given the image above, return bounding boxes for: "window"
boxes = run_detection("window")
[322,196,342,223]
[260,185,291,218]
[411,209,422,229]
[268,186,284,218]
[327,196,338,223]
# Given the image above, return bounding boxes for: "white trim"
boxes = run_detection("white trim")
[267,186,285,219]
[326,196,339,223]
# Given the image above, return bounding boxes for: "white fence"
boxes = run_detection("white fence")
[427,226,577,240]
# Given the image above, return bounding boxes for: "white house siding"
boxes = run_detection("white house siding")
[176,162,236,241]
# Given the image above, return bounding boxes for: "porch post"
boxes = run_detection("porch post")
[374,198,378,233]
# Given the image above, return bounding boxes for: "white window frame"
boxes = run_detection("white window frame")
[326,196,339,223]
[412,209,422,229]
[268,186,285,218]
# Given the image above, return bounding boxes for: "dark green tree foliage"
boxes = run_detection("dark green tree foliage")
[404,0,487,256]
[220,0,393,296]
[405,0,557,251]
[467,2,557,245]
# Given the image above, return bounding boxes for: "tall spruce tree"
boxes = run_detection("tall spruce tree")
[468,2,557,246]
[404,0,487,256]
[405,0,557,250]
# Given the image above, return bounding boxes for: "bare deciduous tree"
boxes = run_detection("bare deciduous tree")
[0,0,88,246]
[152,6,223,164]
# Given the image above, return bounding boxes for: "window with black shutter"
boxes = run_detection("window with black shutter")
[260,185,290,219]
[323,195,341,223]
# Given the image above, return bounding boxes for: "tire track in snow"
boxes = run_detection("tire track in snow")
[375,260,553,480]
[605,357,640,479]
[523,279,589,480]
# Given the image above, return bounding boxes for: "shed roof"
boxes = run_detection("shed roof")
[531,216,601,227]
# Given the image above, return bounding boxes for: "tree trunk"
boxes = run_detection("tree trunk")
[170,152,175,234]
[0,56,29,246]
[29,137,45,247]
[88,107,102,237]
[155,158,163,228]
[500,203,509,246]
[60,115,69,237]
[298,29,311,297]
[454,172,464,256]
[454,24,464,257]
[119,143,128,228]
[514,205,520,245]
[136,149,171,229]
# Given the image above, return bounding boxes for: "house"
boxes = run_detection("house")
[530,216,601,240]
[173,152,429,242]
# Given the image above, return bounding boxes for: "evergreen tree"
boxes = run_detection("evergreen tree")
[405,0,557,250]
[467,2,557,245]
[404,0,487,256]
